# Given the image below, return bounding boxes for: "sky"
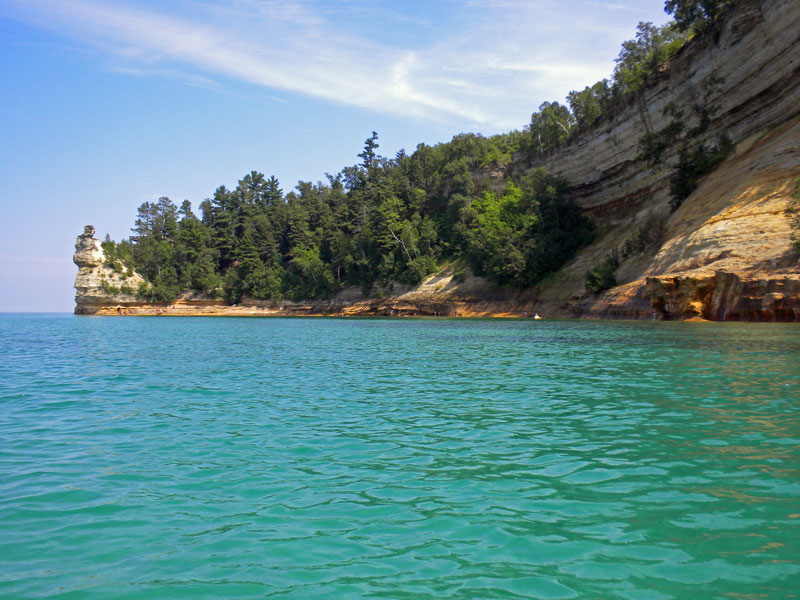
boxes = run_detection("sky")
[0,0,672,312]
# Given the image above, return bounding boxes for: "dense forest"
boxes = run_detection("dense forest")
[102,0,731,303]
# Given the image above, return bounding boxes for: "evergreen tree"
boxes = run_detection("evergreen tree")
[665,0,732,32]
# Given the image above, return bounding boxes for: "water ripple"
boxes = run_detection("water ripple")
[1,315,799,598]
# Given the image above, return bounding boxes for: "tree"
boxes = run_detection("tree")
[612,22,687,95]
[665,0,732,32]
[264,176,283,207]
[290,245,333,298]
[209,186,237,267]
[186,249,222,293]
[529,102,575,154]
[132,197,178,241]
[458,170,592,288]
[236,171,268,206]
[568,80,613,129]
[176,203,213,285]
[128,197,179,285]
[179,199,195,220]
[111,124,596,305]
[585,253,619,294]
[243,263,282,299]
[358,131,380,171]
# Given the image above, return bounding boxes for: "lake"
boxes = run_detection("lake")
[1,315,799,599]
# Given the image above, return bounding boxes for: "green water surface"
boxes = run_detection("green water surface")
[1,315,799,599]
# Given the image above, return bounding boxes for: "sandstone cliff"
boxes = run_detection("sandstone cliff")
[523,0,800,320]
[73,226,145,315]
[75,0,800,320]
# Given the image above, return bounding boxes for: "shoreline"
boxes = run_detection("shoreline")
[76,297,800,322]
[76,301,549,320]
[75,300,800,322]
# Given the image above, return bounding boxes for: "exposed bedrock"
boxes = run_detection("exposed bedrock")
[73,226,145,315]
[528,0,800,220]
[646,272,800,321]
[522,0,800,321]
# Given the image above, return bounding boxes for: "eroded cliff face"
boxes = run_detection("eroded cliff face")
[73,226,145,315]
[524,0,800,321]
[533,0,799,219]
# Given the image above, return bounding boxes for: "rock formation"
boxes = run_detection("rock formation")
[73,226,145,315]
[522,0,800,320]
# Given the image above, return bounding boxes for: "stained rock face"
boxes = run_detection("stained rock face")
[530,0,800,220]
[646,272,800,321]
[524,0,800,321]
[73,226,145,315]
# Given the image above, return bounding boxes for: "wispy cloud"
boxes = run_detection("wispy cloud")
[0,0,667,130]
[109,65,222,90]
[589,1,648,12]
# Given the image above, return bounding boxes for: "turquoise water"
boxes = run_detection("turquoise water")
[1,315,799,599]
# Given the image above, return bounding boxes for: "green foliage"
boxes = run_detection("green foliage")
[104,5,747,306]
[527,102,575,155]
[358,131,380,170]
[612,22,688,96]
[585,252,620,295]
[634,80,733,212]
[568,80,614,130]
[638,118,685,166]
[113,133,593,303]
[143,266,181,303]
[460,171,593,287]
[483,132,526,166]
[101,280,121,295]
[620,213,667,258]
[669,136,734,210]
[665,0,733,32]
[101,236,134,273]
[533,16,695,155]
[524,2,738,160]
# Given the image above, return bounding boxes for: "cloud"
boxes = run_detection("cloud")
[0,0,665,130]
[588,1,661,13]
[109,65,223,90]
[589,1,638,11]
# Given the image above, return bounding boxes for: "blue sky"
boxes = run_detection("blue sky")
[0,0,671,312]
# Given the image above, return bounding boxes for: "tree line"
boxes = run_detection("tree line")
[526,0,731,155]
[105,134,592,302]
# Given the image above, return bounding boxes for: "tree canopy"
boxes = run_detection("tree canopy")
[665,0,733,32]
[531,12,694,150]
[107,133,592,303]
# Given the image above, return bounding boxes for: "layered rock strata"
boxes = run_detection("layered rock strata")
[523,0,800,321]
[559,115,800,321]
[529,0,800,220]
